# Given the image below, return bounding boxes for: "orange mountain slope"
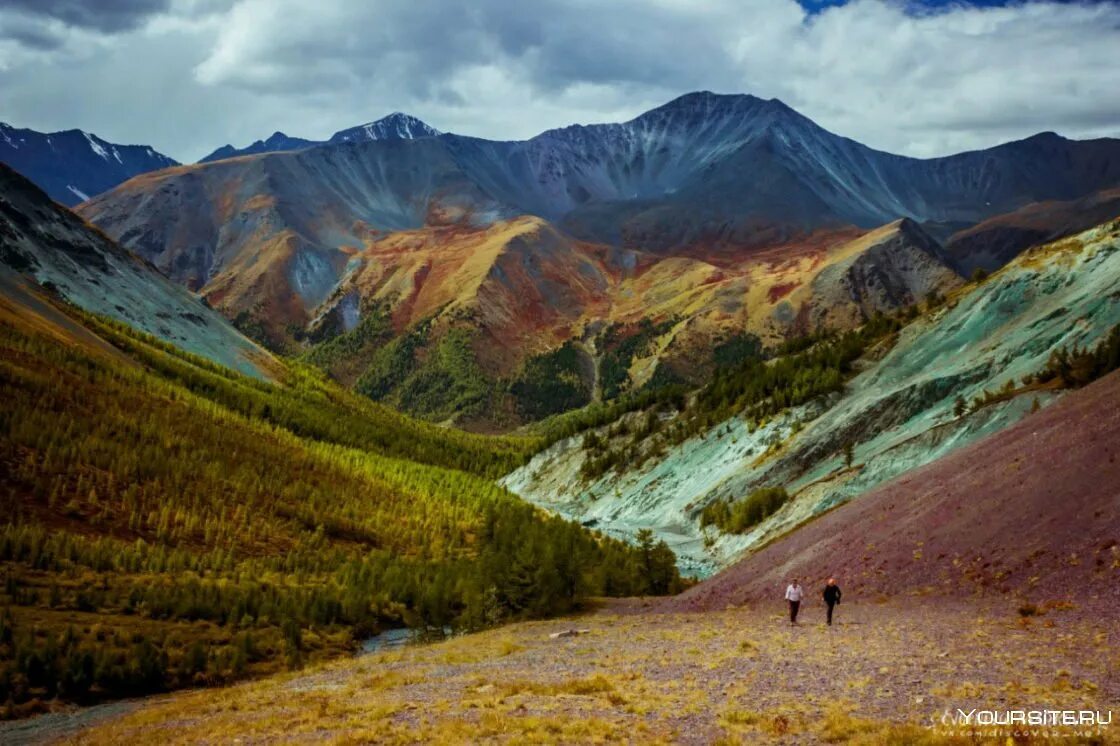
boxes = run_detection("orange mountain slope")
[313,216,961,381]
[78,145,963,426]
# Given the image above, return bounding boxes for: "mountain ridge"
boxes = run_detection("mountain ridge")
[0,162,273,379]
[199,131,319,163]
[0,122,178,206]
[199,112,442,163]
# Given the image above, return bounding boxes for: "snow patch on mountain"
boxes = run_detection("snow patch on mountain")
[83,131,109,160]
[0,125,18,150]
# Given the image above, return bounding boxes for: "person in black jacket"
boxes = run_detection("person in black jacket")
[823,578,841,625]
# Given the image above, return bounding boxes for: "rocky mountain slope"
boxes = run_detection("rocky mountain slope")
[81,136,503,302]
[302,215,961,427]
[0,122,177,206]
[0,163,273,378]
[672,366,1120,611]
[504,218,1120,574]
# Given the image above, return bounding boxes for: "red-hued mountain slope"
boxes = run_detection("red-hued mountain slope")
[670,370,1120,611]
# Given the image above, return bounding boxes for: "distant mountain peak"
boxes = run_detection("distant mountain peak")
[895,216,921,232]
[1021,131,1068,145]
[199,131,319,163]
[662,90,761,105]
[640,90,771,115]
[327,113,441,144]
[382,111,419,122]
[625,90,811,136]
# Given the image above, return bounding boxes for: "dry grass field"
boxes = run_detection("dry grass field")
[31,596,1117,745]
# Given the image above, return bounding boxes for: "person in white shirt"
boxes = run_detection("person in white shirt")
[785,579,804,624]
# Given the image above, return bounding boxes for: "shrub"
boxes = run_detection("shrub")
[700,487,790,534]
[1031,324,1120,388]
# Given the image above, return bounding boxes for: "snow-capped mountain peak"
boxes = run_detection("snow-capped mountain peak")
[328,113,441,144]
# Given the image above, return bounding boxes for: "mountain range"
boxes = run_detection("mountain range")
[0,112,444,207]
[198,131,320,163]
[71,91,1120,428]
[5,91,1120,432]
[0,122,178,206]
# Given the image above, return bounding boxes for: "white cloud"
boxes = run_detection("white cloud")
[1,0,1117,161]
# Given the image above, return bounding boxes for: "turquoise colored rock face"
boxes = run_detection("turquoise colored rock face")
[503,220,1120,576]
[34,249,273,380]
[0,164,273,380]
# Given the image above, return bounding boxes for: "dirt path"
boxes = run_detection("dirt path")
[46,597,1119,744]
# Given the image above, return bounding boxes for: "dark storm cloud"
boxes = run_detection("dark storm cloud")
[2,0,171,33]
[0,14,70,49]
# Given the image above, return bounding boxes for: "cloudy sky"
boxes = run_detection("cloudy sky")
[1,0,1118,162]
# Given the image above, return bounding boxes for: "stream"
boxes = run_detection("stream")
[359,626,453,655]
[0,627,449,743]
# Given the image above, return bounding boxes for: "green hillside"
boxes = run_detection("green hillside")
[0,288,680,717]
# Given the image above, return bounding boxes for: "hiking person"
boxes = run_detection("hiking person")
[785,579,804,624]
[823,578,842,625]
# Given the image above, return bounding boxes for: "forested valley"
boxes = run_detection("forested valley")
[0,294,682,717]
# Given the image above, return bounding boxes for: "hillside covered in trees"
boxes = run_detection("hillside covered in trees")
[0,282,682,717]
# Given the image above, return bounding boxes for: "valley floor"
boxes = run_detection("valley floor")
[22,597,1120,745]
